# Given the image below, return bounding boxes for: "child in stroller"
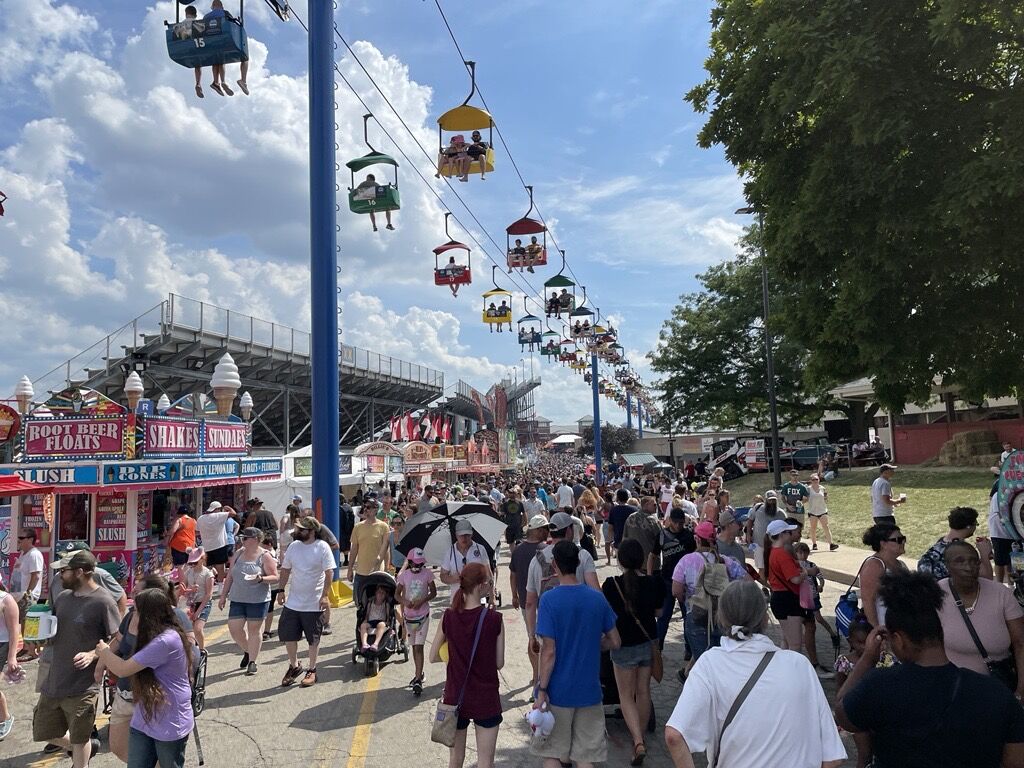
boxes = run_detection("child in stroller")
[352,571,407,676]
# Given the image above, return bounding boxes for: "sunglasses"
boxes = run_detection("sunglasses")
[885,536,907,544]
[17,535,33,540]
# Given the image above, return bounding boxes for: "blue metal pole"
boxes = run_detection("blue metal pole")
[625,390,633,432]
[638,401,644,438]
[309,0,340,551]
[591,353,602,484]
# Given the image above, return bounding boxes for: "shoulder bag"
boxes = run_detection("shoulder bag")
[431,607,489,747]
[612,577,664,683]
[948,582,1017,691]
[834,556,882,637]
[711,651,775,768]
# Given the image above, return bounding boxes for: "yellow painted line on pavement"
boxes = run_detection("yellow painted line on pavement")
[27,712,110,768]
[345,674,382,768]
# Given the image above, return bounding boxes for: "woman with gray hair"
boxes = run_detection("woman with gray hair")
[664,581,846,767]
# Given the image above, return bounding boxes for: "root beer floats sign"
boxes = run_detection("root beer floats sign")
[23,410,250,462]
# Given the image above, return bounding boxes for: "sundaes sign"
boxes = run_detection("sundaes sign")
[203,422,248,456]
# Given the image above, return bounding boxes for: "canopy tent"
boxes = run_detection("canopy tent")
[550,433,581,444]
[251,446,362,516]
[0,474,52,496]
[619,452,658,468]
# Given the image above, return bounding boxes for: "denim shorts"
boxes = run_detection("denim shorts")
[609,640,652,669]
[228,600,270,621]
[190,601,212,622]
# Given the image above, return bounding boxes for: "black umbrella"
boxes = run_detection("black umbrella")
[396,501,506,566]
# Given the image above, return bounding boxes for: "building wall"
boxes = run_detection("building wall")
[892,418,1024,464]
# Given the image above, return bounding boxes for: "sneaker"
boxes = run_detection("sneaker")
[815,667,835,679]
[68,738,100,759]
[676,667,687,684]
[281,664,303,687]
[239,652,250,669]
[43,743,63,754]
[262,632,271,641]
[0,715,13,740]
[320,626,333,636]
[246,661,258,676]
[300,668,317,687]
[812,543,818,550]
[829,543,840,551]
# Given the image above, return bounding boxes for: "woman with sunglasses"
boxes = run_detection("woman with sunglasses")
[858,523,910,629]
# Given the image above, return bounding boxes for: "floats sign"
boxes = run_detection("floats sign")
[23,416,127,461]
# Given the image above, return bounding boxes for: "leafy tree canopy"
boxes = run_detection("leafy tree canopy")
[687,0,1024,412]
[580,423,636,461]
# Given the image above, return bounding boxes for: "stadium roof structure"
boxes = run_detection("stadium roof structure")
[31,294,445,449]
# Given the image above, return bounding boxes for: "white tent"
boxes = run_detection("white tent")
[252,446,363,516]
[550,433,581,444]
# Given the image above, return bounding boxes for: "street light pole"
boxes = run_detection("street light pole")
[591,351,603,485]
[737,206,782,488]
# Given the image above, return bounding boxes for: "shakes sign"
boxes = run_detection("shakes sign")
[139,416,249,458]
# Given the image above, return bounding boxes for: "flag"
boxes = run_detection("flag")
[444,418,452,443]
[433,413,443,442]
[390,415,400,442]
[405,412,416,442]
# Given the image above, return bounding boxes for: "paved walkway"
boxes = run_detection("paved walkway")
[2,555,862,768]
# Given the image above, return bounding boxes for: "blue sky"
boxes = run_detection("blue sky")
[0,0,745,425]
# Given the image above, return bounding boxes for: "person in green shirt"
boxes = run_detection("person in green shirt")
[780,470,810,524]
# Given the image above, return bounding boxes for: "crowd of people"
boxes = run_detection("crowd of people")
[4,453,1024,767]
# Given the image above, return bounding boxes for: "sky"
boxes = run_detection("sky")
[0,0,746,426]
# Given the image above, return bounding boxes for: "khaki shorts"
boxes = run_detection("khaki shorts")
[109,692,134,726]
[34,658,50,693]
[530,703,606,764]
[752,544,765,570]
[33,690,99,744]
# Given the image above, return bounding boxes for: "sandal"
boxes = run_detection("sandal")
[262,632,271,641]
[631,743,647,766]
[195,84,204,99]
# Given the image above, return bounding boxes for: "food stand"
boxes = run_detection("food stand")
[2,357,282,592]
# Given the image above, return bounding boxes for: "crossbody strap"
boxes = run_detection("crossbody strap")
[712,651,775,768]
[612,576,653,643]
[948,583,990,660]
[455,607,489,710]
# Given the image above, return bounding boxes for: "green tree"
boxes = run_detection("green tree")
[687,0,1024,412]
[580,423,636,461]
[648,251,878,435]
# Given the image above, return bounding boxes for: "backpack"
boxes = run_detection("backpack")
[689,552,730,639]
[535,544,575,598]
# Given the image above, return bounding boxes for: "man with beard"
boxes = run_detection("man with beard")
[32,551,119,767]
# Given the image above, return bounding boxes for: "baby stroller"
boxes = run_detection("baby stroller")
[351,571,408,677]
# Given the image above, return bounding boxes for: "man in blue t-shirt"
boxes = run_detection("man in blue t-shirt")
[608,488,637,548]
[532,540,620,766]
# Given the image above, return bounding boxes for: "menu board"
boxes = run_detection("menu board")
[136,492,153,545]
[365,455,385,473]
[94,490,127,548]
[20,495,52,547]
[56,494,90,543]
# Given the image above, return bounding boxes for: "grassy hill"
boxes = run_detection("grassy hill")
[723,466,994,559]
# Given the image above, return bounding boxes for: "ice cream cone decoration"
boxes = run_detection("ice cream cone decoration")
[156,394,171,414]
[239,391,254,422]
[210,353,241,418]
[15,375,34,414]
[124,371,144,412]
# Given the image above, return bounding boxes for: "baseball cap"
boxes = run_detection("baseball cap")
[880,463,897,472]
[549,512,574,531]
[764,490,778,500]
[177,504,191,515]
[455,519,474,535]
[206,501,223,512]
[239,527,262,540]
[527,514,550,531]
[295,516,321,532]
[408,548,426,565]
[186,547,205,564]
[291,494,303,503]
[52,550,97,571]
[694,521,715,541]
[54,540,91,555]
[767,519,798,537]
[719,510,737,527]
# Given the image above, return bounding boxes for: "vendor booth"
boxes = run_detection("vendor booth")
[251,445,358,513]
[2,363,282,594]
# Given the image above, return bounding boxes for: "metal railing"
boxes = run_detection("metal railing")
[33,294,444,394]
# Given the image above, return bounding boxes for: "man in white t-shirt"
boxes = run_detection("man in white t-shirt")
[13,529,44,661]
[195,501,237,581]
[277,517,335,688]
[870,464,904,524]
[555,479,575,510]
[659,482,676,516]
[523,487,547,518]
[440,519,490,598]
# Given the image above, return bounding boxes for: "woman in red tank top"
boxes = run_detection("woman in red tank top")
[168,506,197,565]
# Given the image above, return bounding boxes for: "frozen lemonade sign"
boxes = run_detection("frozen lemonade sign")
[24,416,127,460]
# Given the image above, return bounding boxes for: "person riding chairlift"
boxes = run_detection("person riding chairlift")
[355,174,394,232]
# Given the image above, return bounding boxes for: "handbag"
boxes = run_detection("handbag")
[612,577,664,683]
[834,557,876,637]
[431,607,489,747]
[949,583,1018,691]
[711,651,774,768]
